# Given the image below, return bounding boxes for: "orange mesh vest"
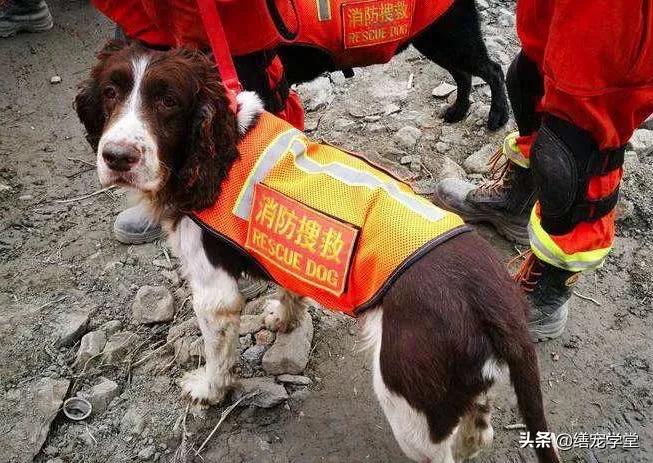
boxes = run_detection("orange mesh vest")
[193,112,470,315]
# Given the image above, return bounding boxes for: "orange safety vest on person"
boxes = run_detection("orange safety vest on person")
[93,0,454,67]
[193,112,470,315]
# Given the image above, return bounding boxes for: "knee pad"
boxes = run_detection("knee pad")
[531,115,624,235]
[506,51,544,135]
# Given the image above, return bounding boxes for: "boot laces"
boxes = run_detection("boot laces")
[510,251,543,293]
[477,147,516,195]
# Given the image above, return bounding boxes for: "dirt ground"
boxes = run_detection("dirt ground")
[1,1,652,462]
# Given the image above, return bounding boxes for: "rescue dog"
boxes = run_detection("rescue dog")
[236,0,509,130]
[75,42,558,463]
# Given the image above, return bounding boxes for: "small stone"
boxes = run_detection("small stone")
[239,314,264,335]
[73,330,107,370]
[242,345,267,365]
[235,377,289,408]
[463,144,495,174]
[239,335,253,352]
[276,374,312,386]
[138,445,156,460]
[363,114,381,122]
[628,129,653,156]
[431,82,457,98]
[435,142,451,153]
[393,126,422,149]
[167,317,199,342]
[161,270,180,287]
[399,155,415,165]
[50,75,62,84]
[54,310,90,348]
[121,407,147,435]
[290,388,310,402]
[102,331,138,363]
[78,378,120,416]
[254,329,275,346]
[132,286,175,324]
[152,258,173,269]
[262,312,313,375]
[43,445,59,456]
[101,320,122,337]
[0,183,11,192]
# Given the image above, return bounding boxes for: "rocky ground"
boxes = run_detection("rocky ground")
[1,1,652,462]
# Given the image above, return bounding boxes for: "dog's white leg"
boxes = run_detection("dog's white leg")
[171,217,242,405]
[452,391,495,460]
[360,308,457,463]
[263,288,305,333]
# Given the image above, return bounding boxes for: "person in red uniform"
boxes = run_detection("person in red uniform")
[90,0,305,250]
[436,0,653,341]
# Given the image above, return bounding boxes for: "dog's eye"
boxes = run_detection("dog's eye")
[103,86,117,100]
[159,94,178,108]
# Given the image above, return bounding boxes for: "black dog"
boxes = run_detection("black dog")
[235,0,509,130]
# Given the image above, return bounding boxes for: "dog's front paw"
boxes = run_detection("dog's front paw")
[263,299,288,333]
[180,367,229,407]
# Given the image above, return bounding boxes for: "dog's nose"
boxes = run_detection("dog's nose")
[102,142,140,172]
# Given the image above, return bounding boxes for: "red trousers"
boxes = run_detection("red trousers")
[516,0,653,269]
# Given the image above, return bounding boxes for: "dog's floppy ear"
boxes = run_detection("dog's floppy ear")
[173,52,240,212]
[74,77,103,151]
[74,40,130,151]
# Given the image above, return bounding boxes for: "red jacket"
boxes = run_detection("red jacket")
[93,0,454,67]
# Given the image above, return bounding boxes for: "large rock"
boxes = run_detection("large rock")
[1,378,70,461]
[132,286,175,324]
[393,126,422,150]
[239,314,264,335]
[102,331,138,364]
[73,330,107,370]
[262,312,313,375]
[463,144,496,174]
[53,310,90,347]
[77,378,120,416]
[235,377,288,408]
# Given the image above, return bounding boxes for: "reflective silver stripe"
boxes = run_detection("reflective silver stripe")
[317,0,331,20]
[233,129,300,219]
[527,222,605,272]
[235,129,446,222]
[291,140,446,222]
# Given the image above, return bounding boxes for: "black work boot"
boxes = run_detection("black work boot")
[435,133,536,244]
[514,252,579,342]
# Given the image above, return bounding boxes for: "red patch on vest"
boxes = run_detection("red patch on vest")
[342,0,414,49]
[245,184,358,296]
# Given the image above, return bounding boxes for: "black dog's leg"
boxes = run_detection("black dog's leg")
[441,67,473,124]
[412,0,509,130]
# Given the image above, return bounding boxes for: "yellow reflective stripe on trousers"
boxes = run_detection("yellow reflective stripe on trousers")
[503,131,530,168]
[527,206,611,272]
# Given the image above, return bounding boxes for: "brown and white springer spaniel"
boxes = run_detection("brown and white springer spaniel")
[75,41,559,463]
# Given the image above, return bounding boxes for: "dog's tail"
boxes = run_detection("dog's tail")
[484,298,561,463]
